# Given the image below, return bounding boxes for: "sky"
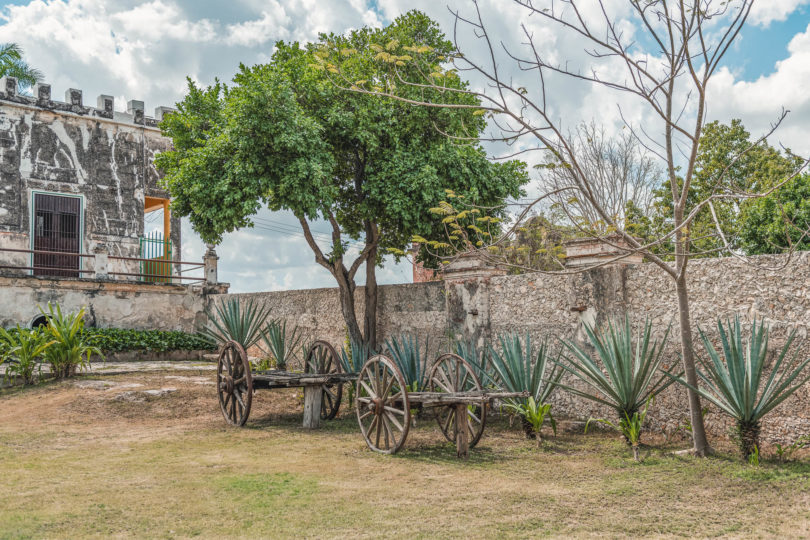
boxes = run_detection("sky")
[1,0,808,292]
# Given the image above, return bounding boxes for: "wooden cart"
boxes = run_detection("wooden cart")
[355,353,527,458]
[216,340,356,428]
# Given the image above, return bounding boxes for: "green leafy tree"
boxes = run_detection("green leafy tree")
[0,43,43,91]
[157,11,527,349]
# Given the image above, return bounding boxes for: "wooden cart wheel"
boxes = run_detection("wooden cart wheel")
[217,341,253,426]
[428,353,486,448]
[355,354,411,454]
[305,340,343,420]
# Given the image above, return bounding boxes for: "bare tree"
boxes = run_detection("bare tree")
[326,0,810,455]
[541,122,662,231]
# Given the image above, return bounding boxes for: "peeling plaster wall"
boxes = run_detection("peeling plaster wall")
[0,274,208,330]
[0,95,180,275]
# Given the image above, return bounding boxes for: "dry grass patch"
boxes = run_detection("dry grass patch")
[1,370,810,538]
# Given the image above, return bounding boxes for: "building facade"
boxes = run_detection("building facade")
[0,76,179,278]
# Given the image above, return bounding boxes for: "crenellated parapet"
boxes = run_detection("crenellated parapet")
[0,76,174,129]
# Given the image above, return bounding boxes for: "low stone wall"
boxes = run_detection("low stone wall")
[0,274,208,331]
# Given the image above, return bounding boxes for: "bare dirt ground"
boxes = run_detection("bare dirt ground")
[1,369,810,539]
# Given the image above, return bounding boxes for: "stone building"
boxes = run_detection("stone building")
[0,76,180,278]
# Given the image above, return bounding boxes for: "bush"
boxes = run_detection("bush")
[82,328,215,353]
[0,325,53,385]
[40,303,102,379]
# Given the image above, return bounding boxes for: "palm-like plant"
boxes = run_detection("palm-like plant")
[503,396,556,447]
[259,320,302,370]
[586,396,654,462]
[557,317,676,443]
[0,326,54,384]
[199,297,271,350]
[384,333,429,391]
[0,43,43,91]
[40,303,102,379]
[671,317,810,460]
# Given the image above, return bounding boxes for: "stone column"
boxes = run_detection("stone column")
[442,252,506,347]
[93,244,109,279]
[204,244,219,286]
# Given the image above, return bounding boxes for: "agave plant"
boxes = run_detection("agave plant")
[260,320,302,370]
[40,303,102,379]
[384,333,429,392]
[0,325,54,385]
[485,333,563,437]
[455,337,491,387]
[199,297,271,350]
[557,317,676,443]
[339,337,373,408]
[671,317,810,460]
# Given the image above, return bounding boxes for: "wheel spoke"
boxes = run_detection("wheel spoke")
[385,411,404,433]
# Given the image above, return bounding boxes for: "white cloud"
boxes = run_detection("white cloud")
[749,0,810,26]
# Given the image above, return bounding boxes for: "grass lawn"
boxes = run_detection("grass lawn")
[1,370,809,539]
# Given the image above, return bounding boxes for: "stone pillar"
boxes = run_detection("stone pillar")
[563,234,642,335]
[204,244,218,286]
[94,244,109,279]
[442,252,506,347]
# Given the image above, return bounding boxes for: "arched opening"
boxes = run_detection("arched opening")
[30,315,49,329]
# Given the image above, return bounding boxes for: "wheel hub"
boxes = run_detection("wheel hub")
[221,375,234,394]
[372,397,384,415]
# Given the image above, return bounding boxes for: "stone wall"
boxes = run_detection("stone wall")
[221,251,810,446]
[0,273,208,331]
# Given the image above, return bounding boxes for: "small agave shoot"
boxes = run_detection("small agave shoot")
[199,297,271,350]
[40,303,102,379]
[558,317,677,447]
[503,396,556,447]
[486,333,563,439]
[587,397,653,462]
[670,317,810,461]
[260,320,303,371]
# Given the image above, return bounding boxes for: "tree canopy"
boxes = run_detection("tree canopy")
[0,43,42,91]
[156,11,527,346]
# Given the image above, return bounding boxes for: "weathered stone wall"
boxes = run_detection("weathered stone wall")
[0,83,180,275]
[0,274,208,331]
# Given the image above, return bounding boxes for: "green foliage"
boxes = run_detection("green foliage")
[748,445,760,467]
[740,172,810,254]
[586,397,653,461]
[502,396,556,447]
[774,434,810,463]
[384,333,429,391]
[40,303,102,379]
[0,325,53,385]
[156,10,526,271]
[199,297,271,349]
[0,42,43,91]
[339,337,372,375]
[670,317,810,460]
[259,320,302,370]
[454,337,490,388]
[83,328,215,353]
[485,333,563,409]
[558,317,677,432]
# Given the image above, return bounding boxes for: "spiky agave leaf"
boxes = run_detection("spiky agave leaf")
[485,333,563,407]
[339,336,372,374]
[671,317,810,449]
[199,297,271,349]
[557,316,677,418]
[260,319,303,370]
[454,336,491,387]
[384,333,429,390]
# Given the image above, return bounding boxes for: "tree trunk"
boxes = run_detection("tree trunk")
[364,244,378,351]
[737,420,760,460]
[335,271,363,348]
[675,273,710,456]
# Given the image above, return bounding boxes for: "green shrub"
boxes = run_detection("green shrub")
[40,303,102,379]
[0,325,53,385]
[82,328,215,353]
